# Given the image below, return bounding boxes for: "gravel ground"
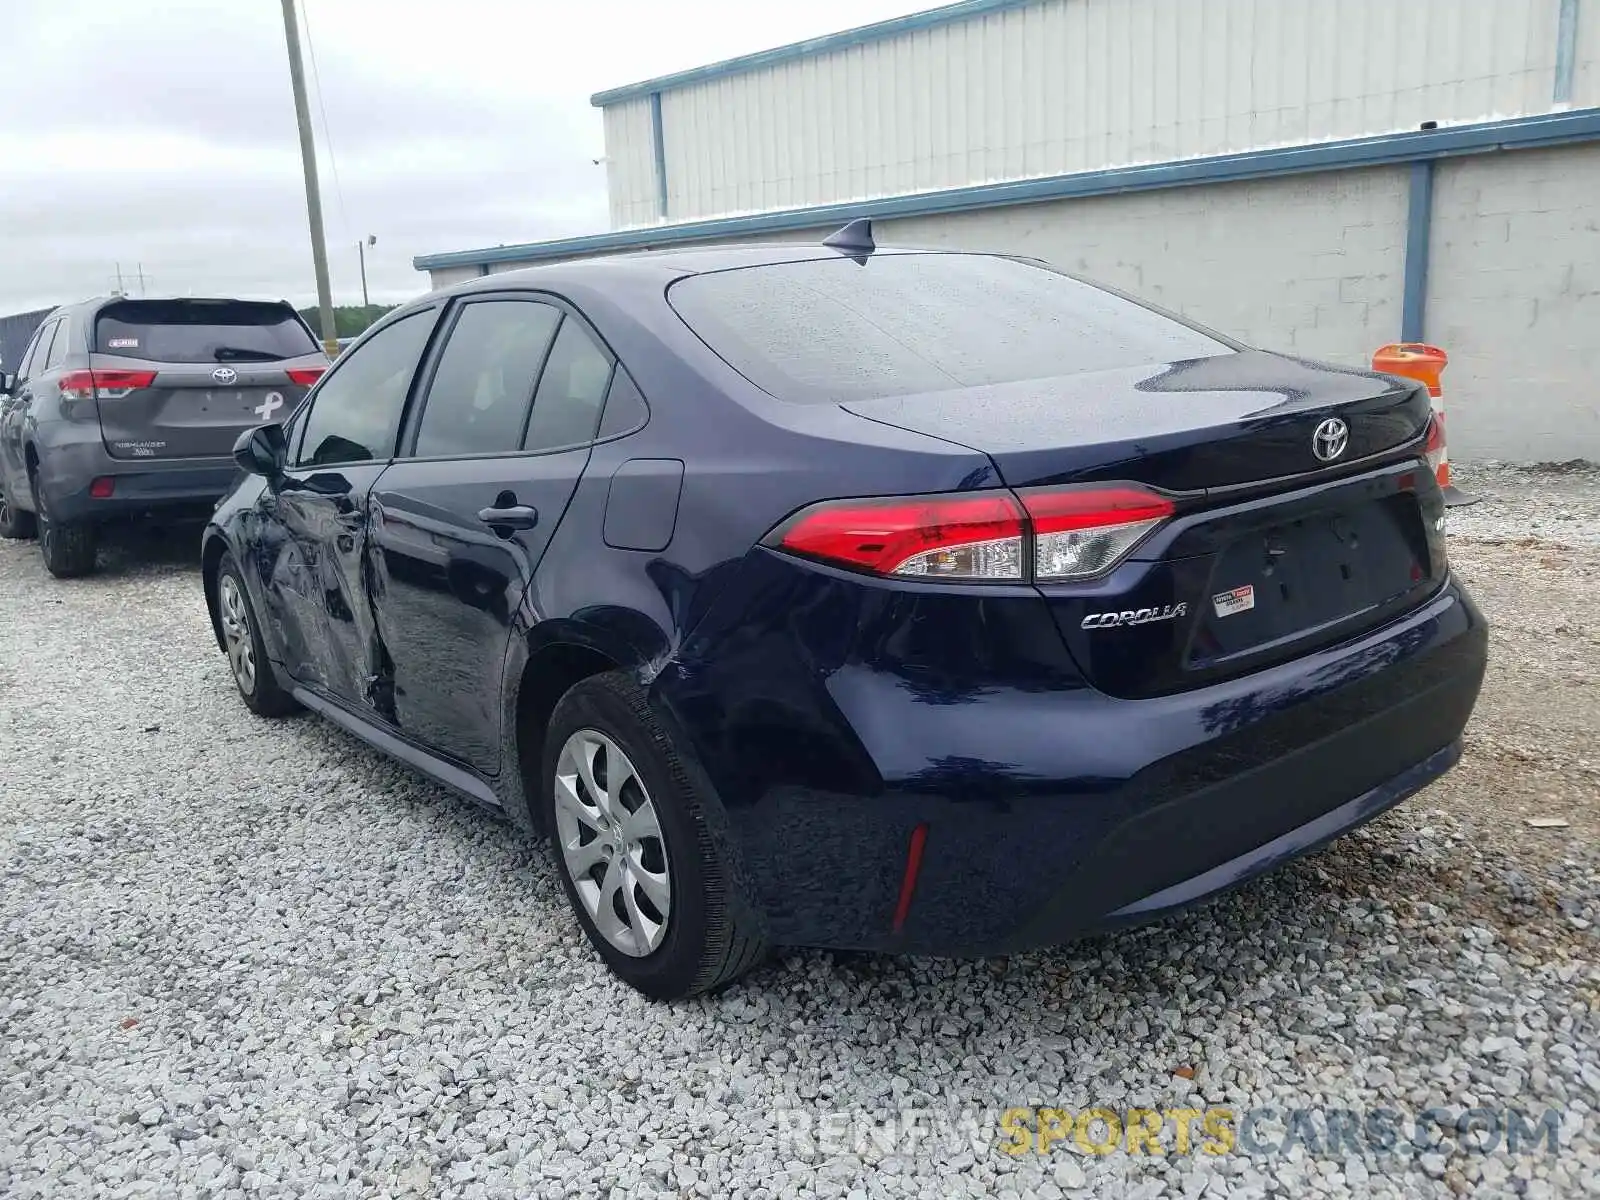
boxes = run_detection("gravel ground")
[1,471,1597,1200]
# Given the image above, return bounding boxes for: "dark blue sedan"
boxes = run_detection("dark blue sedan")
[202,225,1487,999]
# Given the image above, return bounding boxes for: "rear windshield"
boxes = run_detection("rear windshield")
[669,252,1232,404]
[94,300,319,363]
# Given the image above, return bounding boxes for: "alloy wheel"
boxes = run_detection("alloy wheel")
[553,728,672,957]
[218,575,257,695]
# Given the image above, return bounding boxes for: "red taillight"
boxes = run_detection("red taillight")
[58,370,97,402]
[1020,486,1176,581]
[61,368,157,401]
[768,490,1026,579]
[765,483,1173,582]
[89,477,116,499]
[286,367,325,387]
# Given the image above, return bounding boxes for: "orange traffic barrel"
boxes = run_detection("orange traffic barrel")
[1372,343,1475,506]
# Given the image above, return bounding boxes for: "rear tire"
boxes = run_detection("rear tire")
[542,672,767,1000]
[0,481,36,540]
[32,469,96,577]
[216,554,299,718]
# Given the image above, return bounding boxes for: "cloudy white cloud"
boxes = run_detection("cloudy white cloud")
[1,0,930,314]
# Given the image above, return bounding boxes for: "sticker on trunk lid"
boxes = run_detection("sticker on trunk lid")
[1212,584,1256,617]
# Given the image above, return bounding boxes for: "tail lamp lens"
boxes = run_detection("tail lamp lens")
[766,484,1173,582]
[60,369,157,401]
[286,367,326,387]
[767,492,1025,580]
[1021,485,1175,580]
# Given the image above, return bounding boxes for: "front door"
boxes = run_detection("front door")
[266,462,390,706]
[368,295,615,775]
[252,307,441,715]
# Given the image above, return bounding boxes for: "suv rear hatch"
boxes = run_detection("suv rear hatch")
[89,299,328,460]
[844,352,1443,697]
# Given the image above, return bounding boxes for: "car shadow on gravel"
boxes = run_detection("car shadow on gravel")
[84,521,206,579]
[709,810,1591,1047]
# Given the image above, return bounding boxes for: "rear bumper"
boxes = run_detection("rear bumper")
[658,566,1487,955]
[38,442,238,523]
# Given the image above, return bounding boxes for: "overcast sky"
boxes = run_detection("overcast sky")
[0,0,931,315]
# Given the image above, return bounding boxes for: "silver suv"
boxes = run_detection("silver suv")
[0,297,330,576]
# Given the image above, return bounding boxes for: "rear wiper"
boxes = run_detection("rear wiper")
[213,347,283,362]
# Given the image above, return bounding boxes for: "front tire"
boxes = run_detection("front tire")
[542,672,767,1000]
[0,480,36,540]
[216,555,299,717]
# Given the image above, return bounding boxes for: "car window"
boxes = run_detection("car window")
[43,319,71,371]
[412,300,561,458]
[295,311,436,468]
[523,317,613,452]
[94,299,319,363]
[597,366,648,439]
[668,252,1231,404]
[16,322,51,383]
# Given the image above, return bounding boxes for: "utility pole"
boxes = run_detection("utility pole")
[358,235,375,309]
[135,263,147,296]
[114,263,125,296]
[280,0,338,358]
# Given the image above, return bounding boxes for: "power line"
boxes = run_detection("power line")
[298,0,350,241]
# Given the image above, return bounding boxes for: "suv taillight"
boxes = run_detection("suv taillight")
[59,369,157,401]
[286,367,325,387]
[763,484,1175,583]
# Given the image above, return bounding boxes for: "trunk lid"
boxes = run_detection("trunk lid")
[90,299,328,461]
[841,349,1430,491]
[843,349,1444,696]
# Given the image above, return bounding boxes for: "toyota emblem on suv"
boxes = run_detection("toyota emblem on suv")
[1312,417,1349,462]
[212,367,238,386]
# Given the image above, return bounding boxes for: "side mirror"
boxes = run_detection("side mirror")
[233,423,286,478]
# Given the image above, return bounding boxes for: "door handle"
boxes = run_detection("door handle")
[477,504,538,531]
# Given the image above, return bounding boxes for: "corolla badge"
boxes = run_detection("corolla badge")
[1081,603,1188,630]
[1312,417,1349,462]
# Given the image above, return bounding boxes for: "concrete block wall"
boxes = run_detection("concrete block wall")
[1428,142,1600,462]
[879,166,1410,369]
[422,150,1600,462]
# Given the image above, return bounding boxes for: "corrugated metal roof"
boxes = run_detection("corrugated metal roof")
[414,108,1600,272]
[588,0,1036,107]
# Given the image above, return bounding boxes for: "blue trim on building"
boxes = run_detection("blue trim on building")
[1401,159,1435,342]
[1556,0,1582,103]
[589,0,1036,107]
[414,107,1600,272]
[649,91,669,219]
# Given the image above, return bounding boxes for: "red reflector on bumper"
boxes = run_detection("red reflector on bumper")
[891,823,929,933]
[89,477,116,499]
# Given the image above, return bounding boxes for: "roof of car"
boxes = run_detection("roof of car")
[433,241,940,298]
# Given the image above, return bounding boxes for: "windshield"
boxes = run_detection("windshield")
[94,300,319,363]
[669,252,1232,404]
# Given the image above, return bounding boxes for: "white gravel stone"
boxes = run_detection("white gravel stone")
[1,478,1598,1199]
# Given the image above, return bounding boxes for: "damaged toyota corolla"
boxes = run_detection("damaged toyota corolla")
[201,223,1487,1000]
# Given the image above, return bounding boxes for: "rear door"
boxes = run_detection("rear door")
[89,299,329,461]
[0,320,55,499]
[255,308,439,710]
[368,294,615,775]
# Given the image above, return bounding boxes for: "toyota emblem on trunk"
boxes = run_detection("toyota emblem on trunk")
[212,366,238,386]
[1312,417,1349,462]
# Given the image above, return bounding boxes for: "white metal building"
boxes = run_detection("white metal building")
[416,0,1600,462]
